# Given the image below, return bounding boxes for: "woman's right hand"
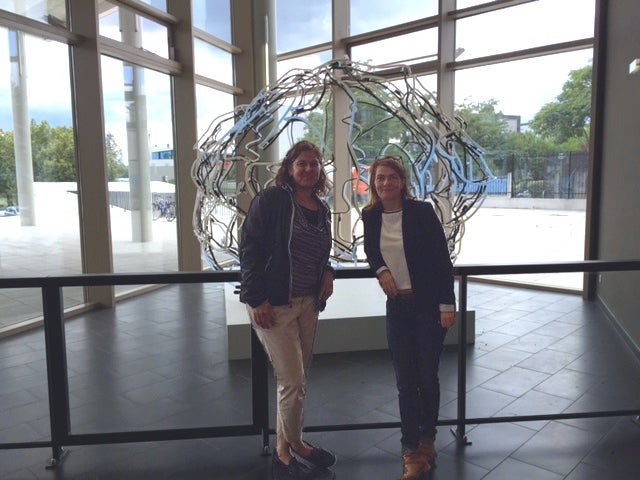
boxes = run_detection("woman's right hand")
[377,269,398,298]
[251,301,276,329]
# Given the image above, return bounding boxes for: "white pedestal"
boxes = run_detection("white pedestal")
[224,278,475,360]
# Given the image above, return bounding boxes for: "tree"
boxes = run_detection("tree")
[304,95,333,152]
[456,100,508,151]
[42,125,77,181]
[0,122,129,205]
[29,120,77,182]
[455,99,511,172]
[303,89,412,164]
[0,129,16,205]
[105,132,128,180]
[529,65,592,147]
[30,119,54,181]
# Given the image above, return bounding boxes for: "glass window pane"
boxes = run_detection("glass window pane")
[0,0,67,27]
[139,0,166,11]
[350,29,438,67]
[350,0,437,36]
[394,73,437,98]
[456,0,596,61]
[456,50,593,128]
[101,56,178,289]
[192,0,231,43]
[98,1,170,59]
[195,85,237,270]
[276,0,331,53]
[0,30,82,330]
[454,50,593,290]
[276,50,332,79]
[455,0,489,8]
[196,84,234,139]
[194,38,233,85]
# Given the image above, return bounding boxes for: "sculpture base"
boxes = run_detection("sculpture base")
[224,279,475,360]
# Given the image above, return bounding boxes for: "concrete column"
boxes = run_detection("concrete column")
[437,0,457,236]
[231,0,255,215]
[8,29,36,226]
[232,0,278,213]
[332,0,352,255]
[253,0,278,166]
[121,10,153,242]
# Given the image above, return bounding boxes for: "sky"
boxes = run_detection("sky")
[0,0,596,156]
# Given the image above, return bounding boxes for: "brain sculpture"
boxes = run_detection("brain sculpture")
[193,58,494,269]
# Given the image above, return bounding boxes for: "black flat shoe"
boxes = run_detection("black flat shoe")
[272,448,312,479]
[293,442,337,468]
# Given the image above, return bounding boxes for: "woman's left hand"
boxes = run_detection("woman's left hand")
[319,270,334,302]
[440,311,456,329]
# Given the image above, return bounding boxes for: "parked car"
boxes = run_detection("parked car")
[1,206,19,216]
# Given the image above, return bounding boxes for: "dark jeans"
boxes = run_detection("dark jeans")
[386,294,447,451]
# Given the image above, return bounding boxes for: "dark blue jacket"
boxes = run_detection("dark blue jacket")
[239,185,332,308]
[362,198,455,311]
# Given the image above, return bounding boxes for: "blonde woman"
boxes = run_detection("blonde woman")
[362,156,456,480]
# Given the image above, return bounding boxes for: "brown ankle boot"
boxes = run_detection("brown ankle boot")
[418,438,438,468]
[400,451,429,480]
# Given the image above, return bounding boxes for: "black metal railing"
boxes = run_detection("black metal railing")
[1,260,639,467]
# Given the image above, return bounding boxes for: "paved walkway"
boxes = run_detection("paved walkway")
[456,207,586,290]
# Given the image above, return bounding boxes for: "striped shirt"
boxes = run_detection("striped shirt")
[290,203,331,297]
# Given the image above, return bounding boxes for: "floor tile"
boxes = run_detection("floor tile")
[511,421,604,476]
[482,458,564,480]
[1,283,639,479]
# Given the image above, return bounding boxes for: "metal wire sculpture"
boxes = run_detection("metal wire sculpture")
[193,58,494,269]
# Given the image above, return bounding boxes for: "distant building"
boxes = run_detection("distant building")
[504,115,521,133]
[150,145,175,182]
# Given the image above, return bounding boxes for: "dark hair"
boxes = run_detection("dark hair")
[364,156,410,209]
[274,140,328,194]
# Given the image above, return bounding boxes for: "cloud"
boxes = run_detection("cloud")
[456,50,593,122]
[0,29,73,129]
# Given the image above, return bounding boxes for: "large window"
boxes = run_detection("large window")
[450,0,595,290]
[0,29,81,330]
[101,55,177,285]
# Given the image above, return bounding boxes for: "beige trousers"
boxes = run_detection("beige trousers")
[248,296,318,446]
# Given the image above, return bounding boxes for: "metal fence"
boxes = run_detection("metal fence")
[1,260,639,468]
[501,151,589,199]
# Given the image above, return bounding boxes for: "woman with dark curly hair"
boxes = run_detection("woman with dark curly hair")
[240,140,337,479]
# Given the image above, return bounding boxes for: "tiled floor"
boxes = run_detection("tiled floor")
[1,281,640,479]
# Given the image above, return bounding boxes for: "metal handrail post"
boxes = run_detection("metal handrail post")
[452,274,471,445]
[251,329,271,455]
[42,283,71,468]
